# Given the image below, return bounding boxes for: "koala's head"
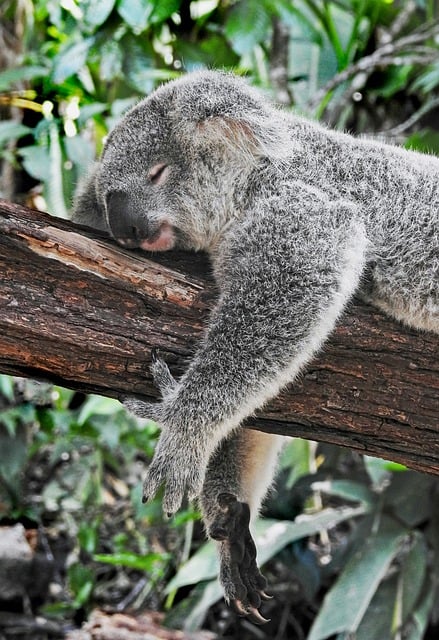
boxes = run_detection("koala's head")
[93,71,288,252]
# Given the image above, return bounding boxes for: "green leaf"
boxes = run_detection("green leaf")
[0,375,15,402]
[94,551,168,571]
[307,516,408,640]
[167,506,367,592]
[374,65,413,99]
[383,472,435,527]
[19,145,51,181]
[225,0,271,56]
[280,438,313,487]
[0,66,48,91]
[363,455,398,488]
[82,0,116,28]
[150,0,181,24]
[78,521,99,554]
[99,40,123,82]
[0,121,33,148]
[40,602,76,618]
[312,479,375,507]
[64,135,95,178]
[273,0,322,44]
[117,0,155,31]
[405,129,439,157]
[177,580,224,632]
[354,534,429,640]
[121,34,156,93]
[404,588,435,640]
[77,395,122,425]
[47,122,68,217]
[412,61,439,93]
[354,574,398,640]
[77,102,108,123]
[0,423,28,482]
[166,536,219,591]
[52,37,95,83]
[199,33,239,68]
[400,533,427,621]
[68,563,95,607]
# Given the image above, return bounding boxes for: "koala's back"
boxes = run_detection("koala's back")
[281,116,439,332]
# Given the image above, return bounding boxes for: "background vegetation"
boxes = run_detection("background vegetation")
[0,1,438,639]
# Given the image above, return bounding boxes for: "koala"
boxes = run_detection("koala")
[72,70,439,623]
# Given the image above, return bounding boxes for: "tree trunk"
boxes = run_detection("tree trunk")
[0,199,438,475]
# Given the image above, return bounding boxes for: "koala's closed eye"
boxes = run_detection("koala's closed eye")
[148,162,169,185]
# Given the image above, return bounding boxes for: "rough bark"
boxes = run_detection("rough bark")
[0,199,438,475]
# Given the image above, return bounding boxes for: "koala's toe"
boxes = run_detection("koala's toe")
[142,468,162,503]
[162,484,185,515]
[124,398,160,421]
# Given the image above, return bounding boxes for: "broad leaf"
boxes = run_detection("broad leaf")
[52,37,95,84]
[0,121,33,148]
[166,506,367,592]
[312,479,375,506]
[0,66,48,91]
[308,516,408,640]
[224,0,271,56]
[82,0,116,28]
[117,0,154,31]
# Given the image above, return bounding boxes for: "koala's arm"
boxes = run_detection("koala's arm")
[71,163,108,232]
[125,187,367,619]
[126,187,367,515]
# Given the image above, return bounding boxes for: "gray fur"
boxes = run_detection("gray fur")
[72,70,439,614]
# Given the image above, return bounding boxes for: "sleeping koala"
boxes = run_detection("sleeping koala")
[73,70,439,622]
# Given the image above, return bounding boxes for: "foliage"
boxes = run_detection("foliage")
[2,375,439,638]
[1,0,439,638]
[163,442,439,638]
[0,376,198,619]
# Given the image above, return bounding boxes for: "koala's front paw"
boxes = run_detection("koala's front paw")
[142,429,206,515]
[210,493,272,624]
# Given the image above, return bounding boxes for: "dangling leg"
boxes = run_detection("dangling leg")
[200,429,284,623]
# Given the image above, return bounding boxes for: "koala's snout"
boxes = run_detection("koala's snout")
[106,190,148,248]
[106,190,176,252]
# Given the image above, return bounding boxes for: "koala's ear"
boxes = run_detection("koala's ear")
[71,162,108,232]
[196,116,259,153]
[191,111,293,164]
[172,73,293,162]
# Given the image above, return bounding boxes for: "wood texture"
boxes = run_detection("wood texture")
[0,199,438,475]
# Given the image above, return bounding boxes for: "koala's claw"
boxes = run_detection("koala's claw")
[210,493,270,625]
[232,601,270,625]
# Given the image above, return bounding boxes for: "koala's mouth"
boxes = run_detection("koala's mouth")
[139,222,176,252]
[117,221,176,252]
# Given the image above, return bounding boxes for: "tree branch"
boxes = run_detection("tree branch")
[308,22,439,116]
[0,199,438,475]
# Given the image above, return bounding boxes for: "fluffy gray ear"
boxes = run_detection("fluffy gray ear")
[172,71,293,163]
[71,162,108,232]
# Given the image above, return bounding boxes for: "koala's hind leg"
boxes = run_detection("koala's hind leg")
[201,429,283,623]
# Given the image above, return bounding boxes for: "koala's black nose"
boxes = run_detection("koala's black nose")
[106,190,145,247]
